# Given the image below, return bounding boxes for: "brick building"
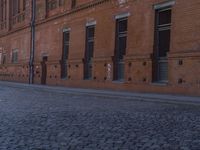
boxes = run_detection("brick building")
[0,0,200,96]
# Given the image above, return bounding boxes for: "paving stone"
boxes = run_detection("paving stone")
[0,84,200,149]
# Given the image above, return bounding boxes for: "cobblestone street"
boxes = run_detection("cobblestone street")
[0,83,200,150]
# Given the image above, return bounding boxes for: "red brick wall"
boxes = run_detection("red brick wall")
[1,0,200,96]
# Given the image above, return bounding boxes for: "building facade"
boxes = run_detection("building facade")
[0,0,200,96]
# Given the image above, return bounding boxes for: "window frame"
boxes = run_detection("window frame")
[155,7,172,58]
[71,0,76,9]
[61,30,70,79]
[2,53,6,64]
[115,17,128,61]
[12,49,19,64]
[84,25,95,80]
[47,0,64,11]
[0,0,7,29]
[153,4,174,83]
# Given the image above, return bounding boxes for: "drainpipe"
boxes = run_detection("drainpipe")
[29,0,36,84]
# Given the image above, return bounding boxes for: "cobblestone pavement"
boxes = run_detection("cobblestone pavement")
[0,85,200,150]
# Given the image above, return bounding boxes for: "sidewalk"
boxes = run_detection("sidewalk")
[0,81,199,105]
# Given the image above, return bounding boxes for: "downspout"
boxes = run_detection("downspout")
[29,0,36,84]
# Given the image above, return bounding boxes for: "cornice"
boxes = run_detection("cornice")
[0,0,111,38]
[36,0,111,26]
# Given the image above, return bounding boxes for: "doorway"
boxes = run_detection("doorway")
[153,8,171,83]
[84,25,95,80]
[41,56,48,85]
[114,17,127,81]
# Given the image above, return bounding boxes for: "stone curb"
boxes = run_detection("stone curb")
[0,81,199,106]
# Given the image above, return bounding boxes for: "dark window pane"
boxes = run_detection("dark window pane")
[63,46,68,59]
[0,0,3,21]
[158,29,170,57]
[118,36,127,59]
[114,17,128,80]
[61,61,67,78]
[158,61,168,81]
[2,54,6,64]
[158,9,171,25]
[88,41,94,59]
[59,0,65,6]
[87,26,95,38]
[116,18,127,60]
[62,32,69,60]
[86,26,95,60]
[61,31,70,78]
[71,0,76,9]
[23,0,26,10]
[118,19,127,33]
[47,0,58,10]
[117,62,124,80]
[153,7,172,82]
[12,50,18,63]
[63,32,69,45]
[84,25,95,79]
